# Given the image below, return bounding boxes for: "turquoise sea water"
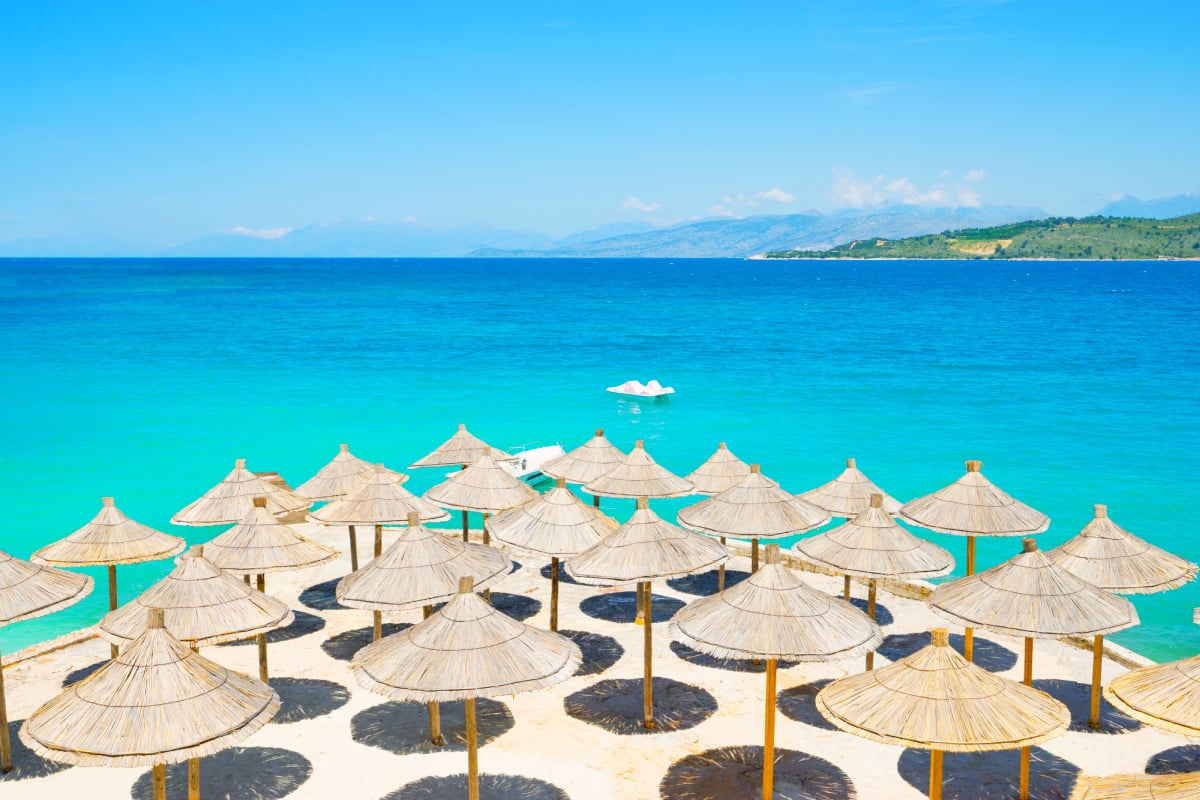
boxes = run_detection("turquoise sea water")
[1,257,1197,661]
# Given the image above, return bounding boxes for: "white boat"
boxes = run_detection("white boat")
[606,379,675,398]
[499,443,565,484]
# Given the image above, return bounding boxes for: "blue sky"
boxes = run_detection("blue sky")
[2,1,1198,247]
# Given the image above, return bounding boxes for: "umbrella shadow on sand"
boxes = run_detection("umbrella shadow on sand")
[219,610,326,646]
[777,678,838,731]
[877,631,1018,673]
[1032,678,1142,734]
[669,641,795,674]
[539,563,582,585]
[488,591,541,622]
[297,578,348,611]
[320,622,414,662]
[564,677,717,736]
[660,745,856,800]
[898,747,1079,800]
[558,629,624,676]
[62,659,107,688]
[0,720,72,781]
[131,747,312,800]
[666,569,750,597]
[847,596,894,626]
[268,677,351,724]
[351,698,514,756]
[382,773,569,799]
[1146,744,1200,774]
[578,592,685,625]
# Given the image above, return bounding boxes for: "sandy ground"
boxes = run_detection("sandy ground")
[1,524,1192,800]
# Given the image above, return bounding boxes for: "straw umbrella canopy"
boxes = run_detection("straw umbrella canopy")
[486,477,618,630]
[294,443,389,501]
[308,464,449,571]
[815,627,1069,800]
[677,464,830,589]
[685,442,753,497]
[899,459,1049,662]
[582,439,694,501]
[171,458,311,526]
[798,458,903,518]
[1069,772,1200,800]
[1047,503,1197,728]
[352,577,580,800]
[22,607,278,800]
[409,424,518,540]
[794,493,954,668]
[1105,651,1200,738]
[671,544,881,800]
[423,454,538,546]
[541,428,627,507]
[33,497,185,658]
[567,497,728,729]
[0,549,93,773]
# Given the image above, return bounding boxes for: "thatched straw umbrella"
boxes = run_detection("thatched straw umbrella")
[33,496,185,658]
[22,608,278,800]
[677,464,829,589]
[794,493,954,669]
[1048,503,1197,728]
[486,477,618,630]
[308,464,449,571]
[930,538,1137,798]
[409,424,518,539]
[423,454,538,546]
[798,458,903,519]
[172,458,311,526]
[685,442,752,496]
[816,627,1069,800]
[1070,771,1200,800]
[542,428,627,507]
[1105,651,1200,738]
[567,497,728,729]
[583,439,694,501]
[671,545,881,800]
[899,460,1049,661]
[0,549,93,773]
[353,577,580,800]
[294,443,386,501]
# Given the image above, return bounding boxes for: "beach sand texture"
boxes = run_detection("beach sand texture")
[0,523,1187,800]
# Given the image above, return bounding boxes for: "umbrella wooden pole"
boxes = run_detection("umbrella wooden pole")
[0,645,10,773]
[348,524,359,571]
[593,494,601,508]
[643,581,655,729]
[550,557,560,632]
[257,573,269,681]
[482,513,490,546]
[461,465,470,542]
[752,538,759,572]
[964,537,976,662]
[843,575,851,601]
[244,574,251,585]
[188,757,200,800]
[1019,636,1033,800]
[466,697,479,800]
[929,749,943,800]
[374,524,383,558]
[373,611,382,641]
[718,538,727,591]
[635,580,646,626]
[865,579,878,671]
[107,564,120,658]
[1089,634,1104,729]
[423,605,444,745]
[152,763,167,800]
[763,658,777,800]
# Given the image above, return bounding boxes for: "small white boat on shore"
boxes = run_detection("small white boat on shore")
[606,379,675,398]
[500,443,565,484]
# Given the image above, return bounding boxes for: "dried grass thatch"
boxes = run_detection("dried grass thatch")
[797,458,902,518]
[171,459,311,526]
[33,497,185,567]
[671,546,881,661]
[1104,652,1200,738]
[0,548,93,626]
[684,443,753,496]
[423,454,539,513]
[1047,504,1197,594]
[793,494,954,580]
[815,628,1069,751]
[337,515,512,611]
[566,498,729,586]
[899,460,1049,537]
[294,443,383,501]
[352,580,581,702]
[930,539,1138,639]
[21,609,278,767]
[676,465,830,541]
[97,545,293,647]
[1069,771,1200,800]
[203,498,339,576]
[541,429,626,486]
[582,440,694,499]
[486,478,618,558]
[308,464,449,525]
[408,423,517,469]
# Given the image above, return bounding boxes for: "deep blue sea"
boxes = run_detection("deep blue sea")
[1,258,1197,661]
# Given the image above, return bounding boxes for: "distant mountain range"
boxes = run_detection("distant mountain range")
[1096,192,1200,219]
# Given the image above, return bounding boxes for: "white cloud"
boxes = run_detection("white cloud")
[403,215,419,223]
[964,169,988,183]
[831,168,986,209]
[622,196,661,213]
[228,226,291,239]
[757,187,795,203]
[707,204,737,218]
[834,84,899,106]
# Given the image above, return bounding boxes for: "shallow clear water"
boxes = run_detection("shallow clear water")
[1,257,1197,661]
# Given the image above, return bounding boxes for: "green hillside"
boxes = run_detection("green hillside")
[763,213,1200,260]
